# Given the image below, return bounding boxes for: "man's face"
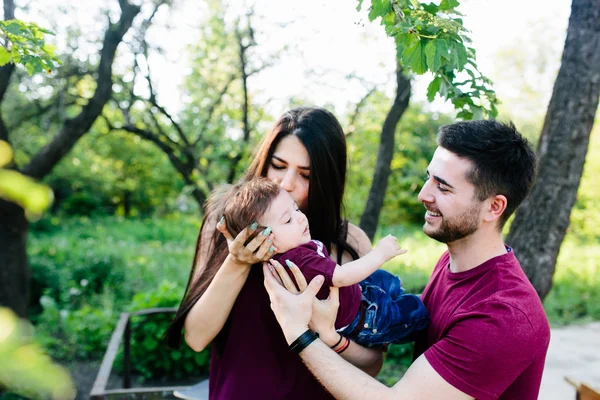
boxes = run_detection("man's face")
[417,147,484,244]
[260,189,312,253]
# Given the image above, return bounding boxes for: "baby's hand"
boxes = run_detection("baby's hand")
[373,234,407,262]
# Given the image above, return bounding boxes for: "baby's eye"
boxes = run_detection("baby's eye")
[286,218,292,224]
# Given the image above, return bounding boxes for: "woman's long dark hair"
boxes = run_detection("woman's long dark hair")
[166,107,359,348]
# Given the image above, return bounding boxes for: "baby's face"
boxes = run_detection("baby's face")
[260,189,311,253]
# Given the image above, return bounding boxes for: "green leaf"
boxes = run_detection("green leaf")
[25,62,35,76]
[356,0,365,12]
[425,39,448,72]
[456,109,473,120]
[0,47,11,66]
[42,43,57,57]
[456,42,467,70]
[422,2,439,14]
[5,21,23,35]
[439,0,460,10]
[368,0,392,21]
[402,41,427,74]
[426,76,442,102]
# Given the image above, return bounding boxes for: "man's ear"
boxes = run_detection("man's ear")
[483,194,507,224]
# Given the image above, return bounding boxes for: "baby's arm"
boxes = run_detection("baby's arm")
[331,234,406,287]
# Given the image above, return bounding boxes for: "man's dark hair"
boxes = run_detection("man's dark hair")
[437,120,538,228]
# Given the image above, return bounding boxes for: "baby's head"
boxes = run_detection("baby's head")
[223,177,311,254]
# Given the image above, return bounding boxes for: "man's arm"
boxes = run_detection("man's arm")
[263,264,472,400]
[296,338,473,400]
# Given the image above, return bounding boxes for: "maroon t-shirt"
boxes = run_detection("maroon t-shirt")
[208,241,360,399]
[273,240,361,329]
[413,250,550,400]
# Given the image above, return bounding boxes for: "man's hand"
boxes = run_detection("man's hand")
[263,263,324,344]
[373,234,407,263]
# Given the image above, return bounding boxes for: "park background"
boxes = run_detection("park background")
[0,0,598,398]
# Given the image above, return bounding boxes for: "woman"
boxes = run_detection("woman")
[167,107,383,399]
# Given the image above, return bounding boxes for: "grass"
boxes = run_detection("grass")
[27,215,600,384]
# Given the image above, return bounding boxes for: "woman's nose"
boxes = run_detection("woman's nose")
[280,172,295,192]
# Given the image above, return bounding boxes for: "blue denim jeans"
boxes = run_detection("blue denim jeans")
[339,269,429,347]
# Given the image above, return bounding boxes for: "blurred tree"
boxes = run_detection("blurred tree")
[108,0,276,208]
[0,0,140,317]
[506,0,600,299]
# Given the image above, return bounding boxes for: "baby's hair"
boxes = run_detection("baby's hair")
[222,177,281,243]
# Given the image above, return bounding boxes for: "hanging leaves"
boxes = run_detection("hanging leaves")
[357,0,499,119]
[0,20,61,75]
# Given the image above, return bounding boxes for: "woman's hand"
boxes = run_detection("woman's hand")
[217,217,276,265]
[267,259,341,346]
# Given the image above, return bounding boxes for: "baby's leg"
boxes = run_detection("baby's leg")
[361,269,404,299]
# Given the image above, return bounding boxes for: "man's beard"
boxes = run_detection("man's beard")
[424,202,482,243]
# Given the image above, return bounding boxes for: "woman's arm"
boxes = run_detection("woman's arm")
[184,254,251,351]
[184,219,275,352]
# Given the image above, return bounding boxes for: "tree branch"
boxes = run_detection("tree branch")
[22,0,140,179]
[192,72,237,146]
[346,87,377,137]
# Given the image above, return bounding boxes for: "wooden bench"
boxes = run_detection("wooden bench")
[565,377,600,400]
[90,308,192,399]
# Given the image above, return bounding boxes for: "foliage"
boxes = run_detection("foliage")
[46,128,187,216]
[0,307,74,400]
[113,281,210,380]
[29,215,199,365]
[35,297,117,361]
[345,98,453,225]
[107,0,275,208]
[29,246,128,315]
[358,0,498,119]
[0,141,53,219]
[0,19,60,75]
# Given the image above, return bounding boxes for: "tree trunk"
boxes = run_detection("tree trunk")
[506,0,600,300]
[360,67,411,240]
[0,200,29,318]
[0,1,140,317]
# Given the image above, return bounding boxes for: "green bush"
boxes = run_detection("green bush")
[29,246,128,313]
[35,295,117,361]
[113,281,210,380]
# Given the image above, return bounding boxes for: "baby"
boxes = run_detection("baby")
[221,177,429,349]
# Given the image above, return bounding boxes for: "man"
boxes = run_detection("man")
[263,120,550,399]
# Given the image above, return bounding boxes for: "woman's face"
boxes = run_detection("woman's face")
[266,135,310,211]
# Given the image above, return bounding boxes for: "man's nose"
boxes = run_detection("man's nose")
[418,182,433,203]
